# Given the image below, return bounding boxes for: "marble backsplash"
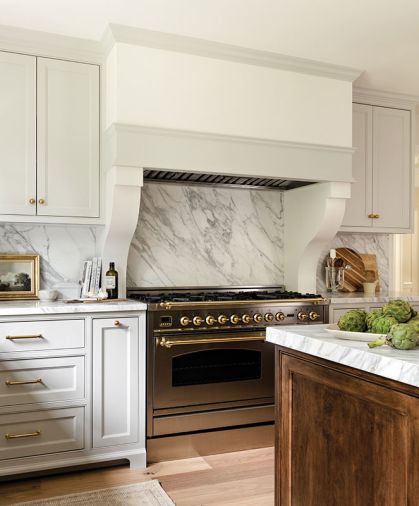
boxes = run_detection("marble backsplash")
[0,224,98,295]
[128,183,285,287]
[316,232,390,294]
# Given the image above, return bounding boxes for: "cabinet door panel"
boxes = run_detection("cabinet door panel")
[373,106,411,229]
[342,103,373,228]
[0,52,36,215]
[92,317,139,448]
[37,58,99,217]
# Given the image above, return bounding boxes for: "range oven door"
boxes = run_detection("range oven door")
[152,330,274,411]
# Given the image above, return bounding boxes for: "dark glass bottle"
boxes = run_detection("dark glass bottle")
[105,262,118,299]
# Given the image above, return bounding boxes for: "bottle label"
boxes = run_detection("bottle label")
[105,276,116,289]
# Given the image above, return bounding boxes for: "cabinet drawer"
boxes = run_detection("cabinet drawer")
[0,319,84,353]
[0,407,84,460]
[0,356,85,407]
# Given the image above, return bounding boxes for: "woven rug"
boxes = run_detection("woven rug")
[12,480,175,505]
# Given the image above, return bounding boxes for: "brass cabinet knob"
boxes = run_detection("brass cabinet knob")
[29,198,36,204]
[114,320,120,327]
[368,213,375,219]
[368,213,380,219]
[38,198,45,205]
[374,213,380,219]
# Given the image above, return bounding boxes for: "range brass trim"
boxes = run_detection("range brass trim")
[159,297,326,309]
[5,430,41,440]
[157,335,265,348]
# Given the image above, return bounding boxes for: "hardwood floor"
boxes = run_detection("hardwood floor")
[0,447,274,505]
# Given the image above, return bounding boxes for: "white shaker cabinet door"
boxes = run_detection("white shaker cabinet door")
[342,103,373,228]
[0,52,36,215]
[37,58,99,217]
[372,106,411,230]
[92,317,139,448]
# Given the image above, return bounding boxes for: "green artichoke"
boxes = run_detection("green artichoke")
[368,323,417,350]
[406,318,419,344]
[370,315,398,334]
[382,300,414,323]
[366,309,383,331]
[338,309,367,332]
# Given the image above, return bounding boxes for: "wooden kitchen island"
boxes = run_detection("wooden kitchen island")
[266,325,419,506]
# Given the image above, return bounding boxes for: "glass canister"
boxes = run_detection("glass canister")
[325,266,345,292]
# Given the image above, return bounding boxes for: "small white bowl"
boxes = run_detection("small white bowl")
[38,289,58,301]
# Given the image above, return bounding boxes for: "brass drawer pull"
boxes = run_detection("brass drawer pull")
[5,378,43,386]
[5,334,44,340]
[158,335,265,348]
[368,213,380,219]
[5,430,41,440]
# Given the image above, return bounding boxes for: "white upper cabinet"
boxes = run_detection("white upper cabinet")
[341,102,413,233]
[0,52,36,215]
[37,58,99,217]
[0,52,100,221]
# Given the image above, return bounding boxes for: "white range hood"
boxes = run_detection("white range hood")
[100,25,359,295]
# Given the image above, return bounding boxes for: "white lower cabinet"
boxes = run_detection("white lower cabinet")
[0,310,146,477]
[92,317,139,448]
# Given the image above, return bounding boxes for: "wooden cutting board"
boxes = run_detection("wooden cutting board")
[335,248,365,292]
[358,253,380,291]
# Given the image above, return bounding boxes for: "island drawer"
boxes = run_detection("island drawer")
[0,319,85,353]
[0,356,85,407]
[0,407,84,460]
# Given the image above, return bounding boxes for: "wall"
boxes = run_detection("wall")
[106,43,353,148]
[316,232,390,293]
[0,224,98,295]
[127,183,284,287]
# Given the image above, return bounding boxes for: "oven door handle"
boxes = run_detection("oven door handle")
[157,335,266,348]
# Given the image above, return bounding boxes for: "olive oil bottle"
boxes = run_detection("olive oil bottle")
[105,262,118,299]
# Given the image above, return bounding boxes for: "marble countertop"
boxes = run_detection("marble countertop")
[266,324,419,388]
[323,291,419,304]
[0,299,147,316]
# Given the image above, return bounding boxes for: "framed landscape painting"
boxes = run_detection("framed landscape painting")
[0,254,40,300]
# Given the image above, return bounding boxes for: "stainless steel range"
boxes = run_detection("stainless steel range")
[128,286,328,462]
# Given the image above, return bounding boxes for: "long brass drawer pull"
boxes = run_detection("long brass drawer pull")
[158,335,265,348]
[5,430,41,440]
[5,334,44,340]
[5,378,43,386]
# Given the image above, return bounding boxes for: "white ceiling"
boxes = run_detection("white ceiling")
[2,0,419,96]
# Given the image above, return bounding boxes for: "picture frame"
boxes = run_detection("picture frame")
[0,254,40,300]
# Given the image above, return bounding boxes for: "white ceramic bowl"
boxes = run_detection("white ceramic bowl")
[38,289,58,301]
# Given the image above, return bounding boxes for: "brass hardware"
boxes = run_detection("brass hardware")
[230,314,241,324]
[241,314,251,324]
[29,198,36,205]
[253,313,263,323]
[5,430,41,440]
[309,311,320,321]
[180,316,191,326]
[5,378,42,386]
[368,213,380,219]
[5,334,43,340]
[264,313,274,322]
[193,316,204,326]
[158,335,265,348]
[205,315,216,326]
[113,320,120,327]
[297,311,308,322]
[275,312,285,321]
[160,297,326,309]
[38,198,45,205]
[218,315,228,325]
[374,213,380,219]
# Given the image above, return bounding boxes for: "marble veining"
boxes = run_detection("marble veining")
[128,184,284,287]
[316,232,390,294]
[0,299,147,316]
[0,224,99,294]
[266,325,419,388]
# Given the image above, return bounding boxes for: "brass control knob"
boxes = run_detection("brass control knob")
[275,312,285,321]
[193,316,204,326]
[309,311,320,321]
[242,314,251,324]
[218,314,228,325]
[297,311,308,322]
[230,314,241,324]
[253,313,263,323]
[264,313,274,322]
[180,316,191,326]
[206,315,216,326]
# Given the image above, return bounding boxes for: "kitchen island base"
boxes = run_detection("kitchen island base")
[275,348,419,506]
